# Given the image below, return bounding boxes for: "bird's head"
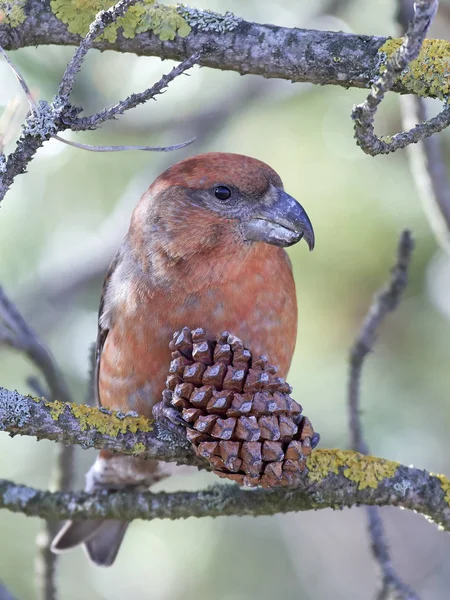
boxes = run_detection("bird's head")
[143,152,315,252]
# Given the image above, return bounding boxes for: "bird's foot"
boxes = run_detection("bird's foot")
[152,390,191,430]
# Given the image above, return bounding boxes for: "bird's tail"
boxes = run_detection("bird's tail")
[50,452,167,567]
[51,519,128,567]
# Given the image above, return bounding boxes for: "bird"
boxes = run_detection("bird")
[51,152,314,566]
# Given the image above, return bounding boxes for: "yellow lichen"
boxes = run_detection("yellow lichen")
[43,399,66,421]
[134,3,190,39]
[378,38,450,99]
[307,449,399,490]
[132,442,147,455]
[435,473,450,505]
[50,0,191,43]
[70,403,153,435]
[0,0,26,26]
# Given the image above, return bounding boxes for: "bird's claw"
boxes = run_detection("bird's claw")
[152,398,191,430]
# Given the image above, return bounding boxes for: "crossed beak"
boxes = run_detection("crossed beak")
[241,187,315,250]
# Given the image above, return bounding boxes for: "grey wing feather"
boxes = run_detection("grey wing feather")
[93,247,123,407]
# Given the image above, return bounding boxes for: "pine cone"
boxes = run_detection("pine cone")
[160,327,320,488]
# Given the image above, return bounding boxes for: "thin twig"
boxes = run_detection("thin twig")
[53,135,195,152]
[351,0,446,156]
[0,287,72,405]
[396,0,450,250]
[0,286,74,600]
[0,40,196,154]
[58,0,139,99]
[348,231,418,600]
[400,96,450,250]
[71,52,201,130]
[349,232,414,452]
[0,46,38,113]
[0,1,198,203]
[0,583,16,600]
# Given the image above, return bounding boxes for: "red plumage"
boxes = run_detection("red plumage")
[51,152,314,566]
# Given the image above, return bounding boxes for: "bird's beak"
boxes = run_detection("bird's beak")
[241,188,315,250]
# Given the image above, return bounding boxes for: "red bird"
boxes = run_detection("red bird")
[51,152,314,566]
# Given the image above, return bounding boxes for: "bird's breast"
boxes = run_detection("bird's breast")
[98,245,297,417]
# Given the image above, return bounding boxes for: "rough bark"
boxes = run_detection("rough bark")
[1,388,450,531]
[1,1,449,99]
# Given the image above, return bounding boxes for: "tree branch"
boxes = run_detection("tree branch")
[71,50,201,130]
[0,447,449,531]
[348,231,418,600]
[397,0,450,250]
[351,0,448,156]
[0,0,199,204]
[0,387,199,466]
[0,2,449,99]
[57,0,140,99]
[349,231,414,453]
[0,286,75,600]
[0,583,16,600]
[1,387,450,532]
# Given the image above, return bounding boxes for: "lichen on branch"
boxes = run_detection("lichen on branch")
[50,0,191,42]
[1,448,450,531]
[2,3,450,101]
[307,449,398,490]
[0,0,26,27]
[0,387,199,466]
[1,386,450,531]
[379,38,450,100]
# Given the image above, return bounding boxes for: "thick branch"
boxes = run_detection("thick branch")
[0,387,202,466]
[1,451,450,532]
[1,2,450,99]
[1,388,450,531]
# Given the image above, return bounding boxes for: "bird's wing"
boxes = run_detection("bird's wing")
[93,247,123,407]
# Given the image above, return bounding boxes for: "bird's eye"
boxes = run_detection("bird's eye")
[214,186,232,201]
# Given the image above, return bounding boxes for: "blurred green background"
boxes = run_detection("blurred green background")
[1,0,450,598]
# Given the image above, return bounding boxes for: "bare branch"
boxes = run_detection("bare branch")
[400,96,450,250]
[58,0,139,99]
[0,286,74,600]
[0,583,16,600]
[368,508,418,600]
[71,51,201,130]
[348,231,417,600]
[0,286,73,405]
[0,1,199,204]
[349,231,414,452]
[0,288,78,487]
[396,0,450,249]
[0,46,37,113]
[351,0,447,155]
[53,135,195,153]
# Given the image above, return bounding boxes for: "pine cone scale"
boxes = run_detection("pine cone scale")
[160,327,320,488]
